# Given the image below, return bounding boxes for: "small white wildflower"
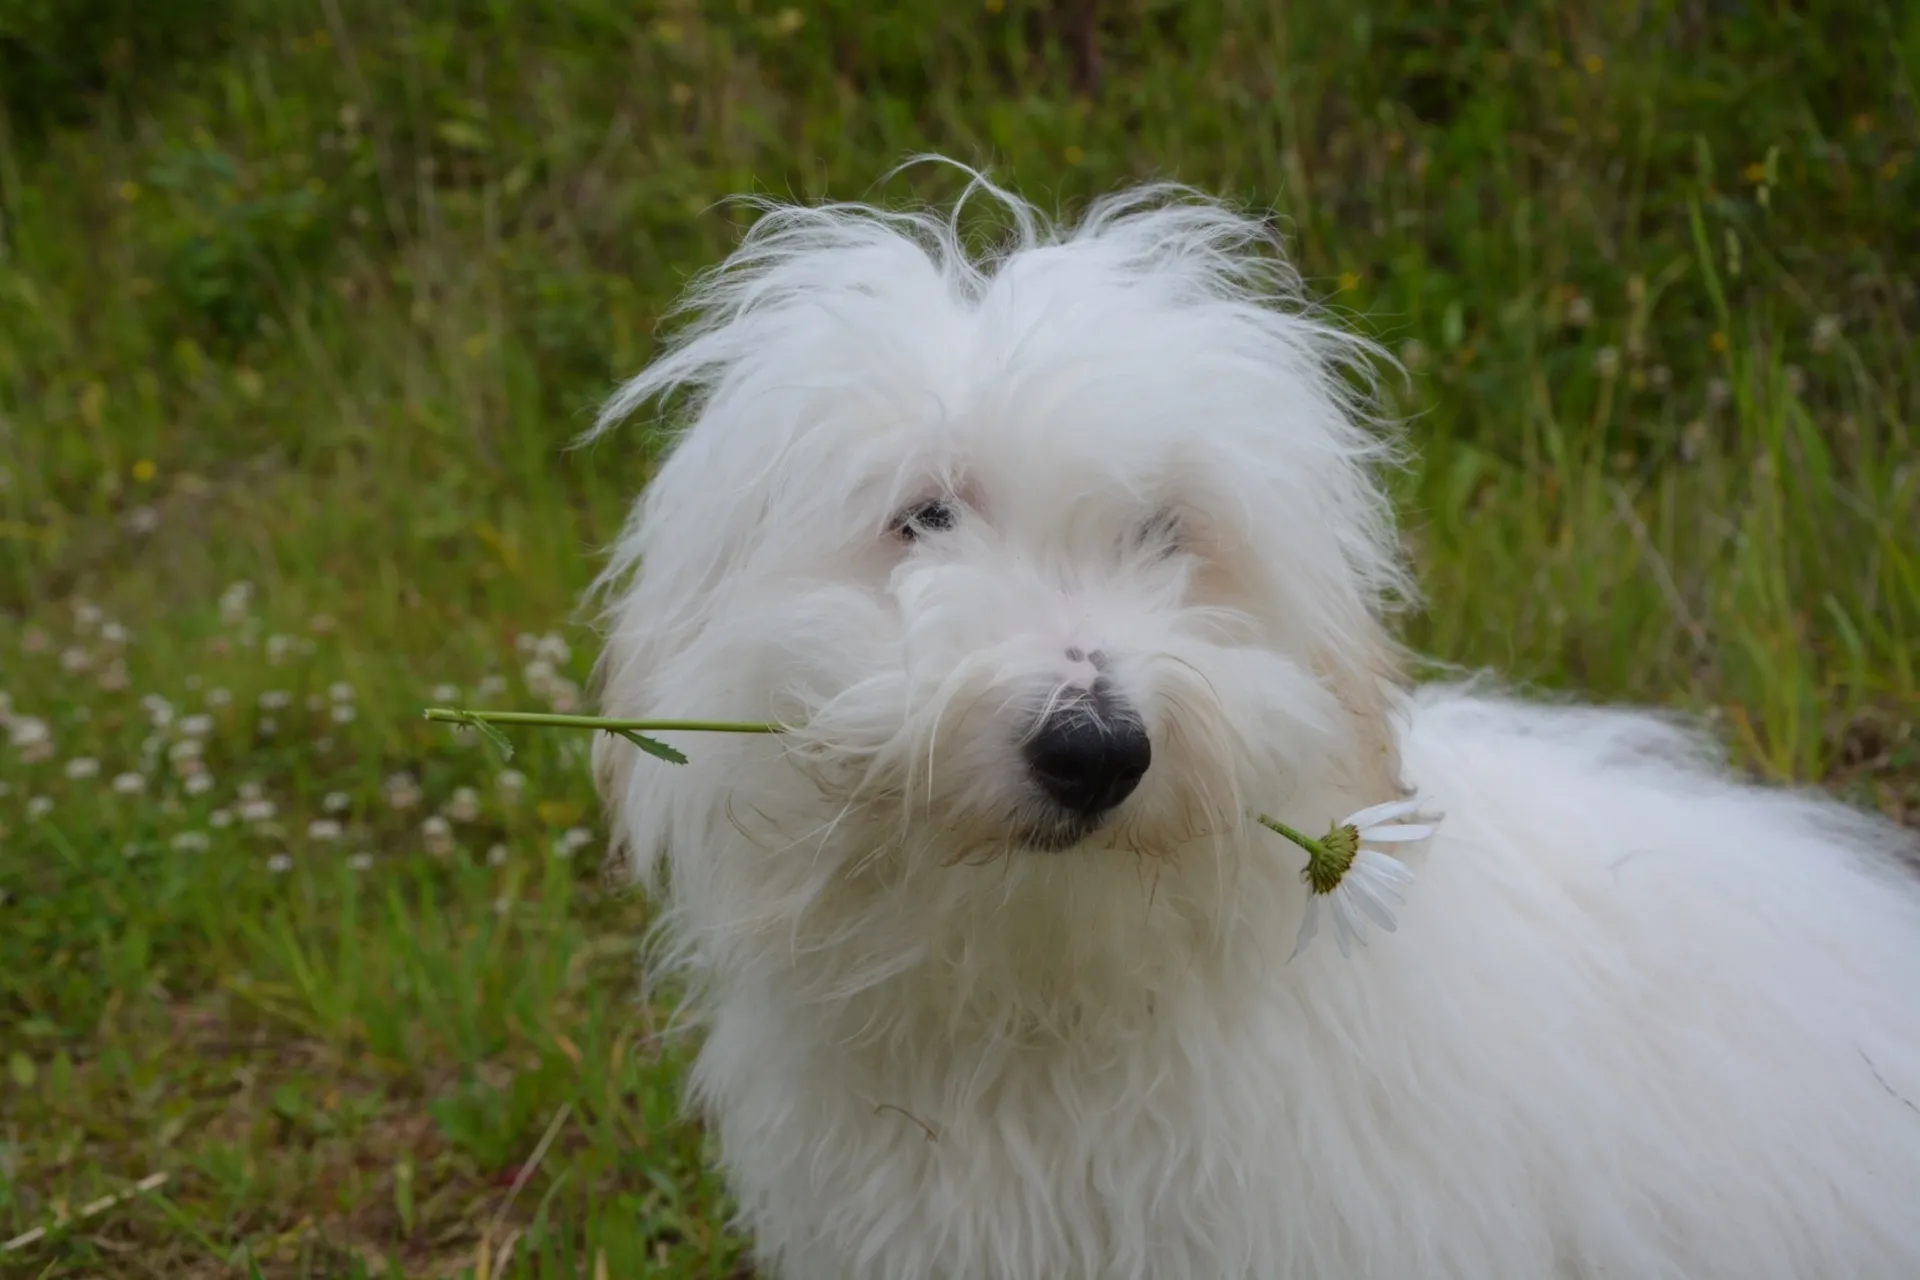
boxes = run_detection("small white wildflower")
[1565,295,1594,327]
[9,715,52,754]
[322,791,351,814]
[209,808,234,828]
[96,661,129,692]
[476,674,508,699]
[443,786,480,823]
[111,772,146,795]
[347,852,375,871]
[179,713,214,738]
[384,772,422,811]
[1261,799,1441,961]
[1398,338,1429,372]
[219,581,254,626]
[1593,346,1621,379]
[422,814,455,855]
[1810,313,1841,353]
[239,780,264,801]
[141,694,175,727]
[171,831,212,853]
[185,773,214,796]
[495,769,526,802]
[307,818,344,842]
[100,621,130,645]
[522,658,556,690]
[328,681,355,703]
[267,853,293,874]
[258,690,291,711]
[73,601,103,633]
[27,796,52,820]
[59,647,93,674]
[555,827,594,859]
[314,736,334,752]
[167,738,203,766]
[1706,377,1732,410]
[493,897,511,916]
[330,703,356,724]
[487,843,509,866]
[429,683,461,703]
[125,506,160,536]
[535,632,571,664]
[239,797,277,824]
[205,687,233,709]
[65,757,100,780]
[547,678,581,713]
[514,633,539,656]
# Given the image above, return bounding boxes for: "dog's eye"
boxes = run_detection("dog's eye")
[894,499,958,542]
[1134,508,1183,557]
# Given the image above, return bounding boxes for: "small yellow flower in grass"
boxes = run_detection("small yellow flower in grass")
[1337,271,1360,293]
[131,459,156,484]
[1710,330,1728,353]
[1064,145,1086,166]
[1259,798,1441,960]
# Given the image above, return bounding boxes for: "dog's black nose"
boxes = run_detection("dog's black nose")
[1023,701,1151,818]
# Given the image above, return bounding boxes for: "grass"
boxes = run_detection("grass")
[1,0,1916,1273]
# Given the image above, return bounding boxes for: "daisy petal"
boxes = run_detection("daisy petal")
[1346,880,1401,932]
[1342,798,1424,830]
[1354,849,1416,885]
[1290,897,1322,962]
[1330,892,1367,955]
[1359,822,1438,843]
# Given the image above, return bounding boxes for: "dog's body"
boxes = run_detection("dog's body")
[588,172,1920,1279]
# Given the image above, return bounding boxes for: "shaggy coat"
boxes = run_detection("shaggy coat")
[587,169,1920,1280]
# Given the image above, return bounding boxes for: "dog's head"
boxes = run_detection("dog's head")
[588,172,1412,903]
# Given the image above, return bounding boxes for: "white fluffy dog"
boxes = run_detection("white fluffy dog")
[585,169,1920,1279]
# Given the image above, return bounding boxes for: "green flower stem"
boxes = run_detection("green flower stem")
[422,708,783,735]
[422,706,784,765]
[1256,814,1326,857]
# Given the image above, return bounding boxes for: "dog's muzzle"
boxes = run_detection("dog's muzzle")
[1021,683,1151,845]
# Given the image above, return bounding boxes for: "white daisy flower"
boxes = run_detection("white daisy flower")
[443,786,480,824]
[1259,798,1441,961]
[421,814,454,855]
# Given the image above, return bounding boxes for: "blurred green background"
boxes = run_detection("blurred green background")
[1,0,1915,1274]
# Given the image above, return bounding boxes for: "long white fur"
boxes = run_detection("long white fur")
[585,166,1920,1279]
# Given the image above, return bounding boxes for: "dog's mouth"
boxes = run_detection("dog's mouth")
[1013,810,1110,853]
